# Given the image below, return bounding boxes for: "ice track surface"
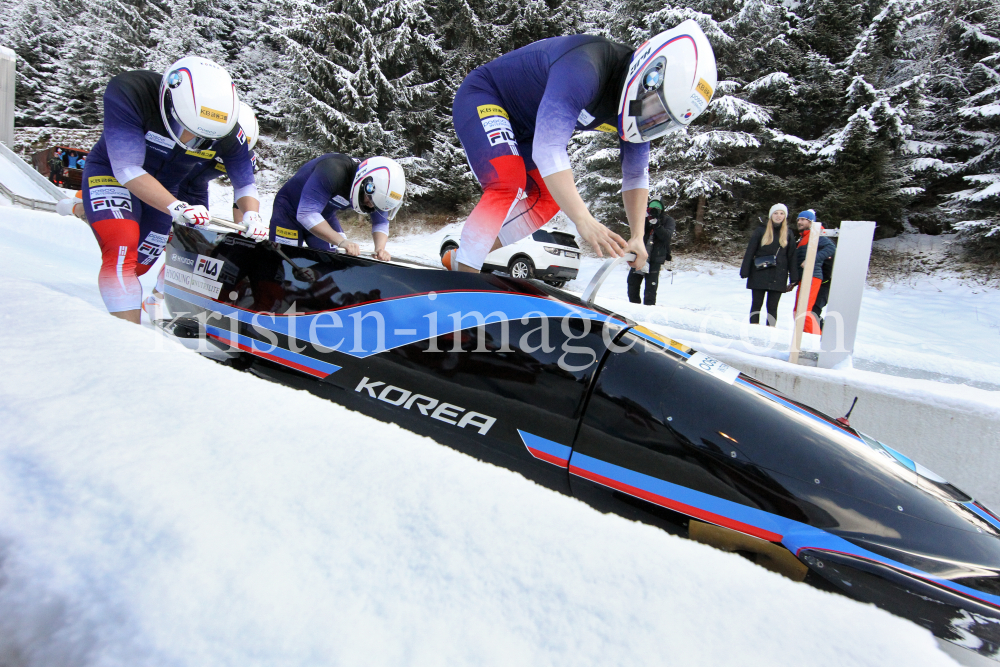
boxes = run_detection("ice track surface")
[0,205,963,666]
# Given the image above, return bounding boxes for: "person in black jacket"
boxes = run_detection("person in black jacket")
[740,203,799,326]
[627,199,674,305]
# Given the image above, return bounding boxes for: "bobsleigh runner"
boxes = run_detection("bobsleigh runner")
[161,221,1000,660]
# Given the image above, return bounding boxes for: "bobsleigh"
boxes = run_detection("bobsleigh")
[161,223,1000,660]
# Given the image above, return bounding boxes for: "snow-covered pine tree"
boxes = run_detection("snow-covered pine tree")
[942,1,1000,256]
[5,0,67,126]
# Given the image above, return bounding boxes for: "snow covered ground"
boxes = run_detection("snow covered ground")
[0,147,58,201]
[0,196,974,663]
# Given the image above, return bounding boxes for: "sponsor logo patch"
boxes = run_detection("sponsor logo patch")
[199,106,229,123]
[165,266,223,299]
[91,196,132,212]
[89,186,130,199]
[194,255,223,280]
[332,194,350,208]
[354,377,496,435]
[236,127,246,145]
[215,163,228,173]
[144,132,174,149]
[477,104,509,120]
[481,116,511,132]
[169,251,196,268]
[577,109,596,125]
[88,175,121,187]
[688,351,740,384]
[137,231,169,259]
[388,191,402,201]
[274,236,298,247]
[481,114,518,153]
[596,123,617,133]
[275,227,299,240]
[695,78,714,103]
[186,148,216,160]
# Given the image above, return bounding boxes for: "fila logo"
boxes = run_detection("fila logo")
[194,255,222,279]
[354,377,496,435]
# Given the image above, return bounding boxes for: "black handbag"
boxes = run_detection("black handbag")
[754,254,777,269]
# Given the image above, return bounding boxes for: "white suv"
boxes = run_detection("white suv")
[439,227,581,287]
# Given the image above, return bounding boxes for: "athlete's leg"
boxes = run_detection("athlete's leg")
[83,164,146,322]
[452,75,527,272]
[496,147,561,247]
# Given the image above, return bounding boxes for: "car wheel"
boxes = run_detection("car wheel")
[544,280,566,288]
[440,242,458,258]
[508,256,534,280]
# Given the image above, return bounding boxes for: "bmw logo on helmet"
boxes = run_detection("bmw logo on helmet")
[167,70,183,89]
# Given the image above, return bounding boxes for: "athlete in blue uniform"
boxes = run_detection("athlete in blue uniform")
[448,20,717,273]
[176,102,260,223]
[82,56,266,323]
[269,154,406,260]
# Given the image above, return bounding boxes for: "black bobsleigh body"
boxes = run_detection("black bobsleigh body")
[163,224,1000,658]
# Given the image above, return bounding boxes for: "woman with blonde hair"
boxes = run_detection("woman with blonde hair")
[739,203,800,326]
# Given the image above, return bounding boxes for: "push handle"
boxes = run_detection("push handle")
[581,252,637,307]
[208,216,248,233]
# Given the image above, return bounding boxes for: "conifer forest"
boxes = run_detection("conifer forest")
[2,0,998,256]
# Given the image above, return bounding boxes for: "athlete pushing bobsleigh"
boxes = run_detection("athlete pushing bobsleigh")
[81,56,264,324]
[443,19,717,274]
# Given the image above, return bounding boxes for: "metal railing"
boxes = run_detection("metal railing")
[0,178,57,211]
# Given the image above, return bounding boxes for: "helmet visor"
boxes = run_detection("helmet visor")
[160,88,213,150]
[631,57,682,142]
[358,177,376,214]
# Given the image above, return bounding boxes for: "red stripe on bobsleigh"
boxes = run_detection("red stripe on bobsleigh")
[570,464,783,543]
[207,332,330,378]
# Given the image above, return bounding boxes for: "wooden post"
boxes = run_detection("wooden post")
[694,194,705,241]
[788,220,821,364]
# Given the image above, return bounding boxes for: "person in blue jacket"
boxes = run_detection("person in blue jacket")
[793,209,836,334]
[269,154,406,260]
[444,20,717,274]
[81,55,266,324]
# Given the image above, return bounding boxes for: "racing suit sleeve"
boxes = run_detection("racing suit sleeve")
[103,78,149,185]
[370,209,389,237]
[620,140,650,191]
[218,140,259,202]
[296,158,349,230]
[532,54,602,178]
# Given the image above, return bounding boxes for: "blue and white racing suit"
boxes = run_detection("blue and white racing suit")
[452,35,650,269]
[82,70,257,312]
[268,153,389,251]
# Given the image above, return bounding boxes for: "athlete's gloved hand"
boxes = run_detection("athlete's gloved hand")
[241,211,268,242]
[167,200,211,227]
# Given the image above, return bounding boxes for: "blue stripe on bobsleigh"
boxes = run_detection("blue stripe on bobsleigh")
[166,286,621,359]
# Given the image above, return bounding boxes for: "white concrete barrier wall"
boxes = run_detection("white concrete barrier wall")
[707,348,1000,510]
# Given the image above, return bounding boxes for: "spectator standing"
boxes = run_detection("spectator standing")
[627,199,674,306]
[793,209,835,334]
[48,148,64,184]
[740,203,799,326]
[76,155,86,170]
[67,151,78,169]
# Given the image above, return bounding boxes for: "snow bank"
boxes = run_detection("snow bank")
[0,207,959,666]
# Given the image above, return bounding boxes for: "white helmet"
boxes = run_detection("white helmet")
[618,19,718,143]
[351,157,406,220]
[159,56,239,150]
[237,102,260,151]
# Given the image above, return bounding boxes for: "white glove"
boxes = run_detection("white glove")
[242,210,268,242]
[167,200,211,227]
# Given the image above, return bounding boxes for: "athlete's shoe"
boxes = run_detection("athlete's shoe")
[441,247,457,271]
[141,295,163,322]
